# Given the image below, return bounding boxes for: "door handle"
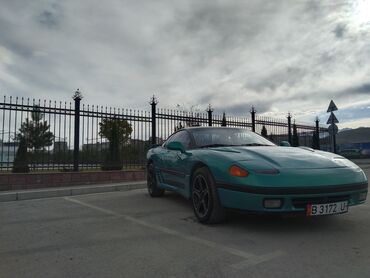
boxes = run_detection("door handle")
[176,152,185,160]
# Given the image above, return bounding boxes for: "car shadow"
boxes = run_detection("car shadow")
[225,211,349,233]
[159,191,354,234]
[160,190,191,204]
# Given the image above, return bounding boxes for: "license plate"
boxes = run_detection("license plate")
[307,201,348,216]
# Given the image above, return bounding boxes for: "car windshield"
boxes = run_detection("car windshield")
[189,128,276,148]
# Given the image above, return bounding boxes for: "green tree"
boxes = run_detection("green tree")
[17,106,54,152]
[12,136,30,173]
[292,123,299,147]
[99,118,132,170]
[261,125,268,138]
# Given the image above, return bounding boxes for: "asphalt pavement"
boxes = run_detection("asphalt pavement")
[0,167,369,278]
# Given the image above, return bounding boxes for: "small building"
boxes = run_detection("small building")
[0,141,19,165]
[82,142,110,151]
[128,139,147,146]
[53,141,68,153]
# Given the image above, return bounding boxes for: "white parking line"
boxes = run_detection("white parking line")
[64,196,285,269]
[230,250,286,270]
[65,196,122,217]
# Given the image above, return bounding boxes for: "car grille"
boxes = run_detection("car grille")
[292,195,349,209]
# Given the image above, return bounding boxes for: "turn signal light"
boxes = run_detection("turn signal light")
[229,165,249,177]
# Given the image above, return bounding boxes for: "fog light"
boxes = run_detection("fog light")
[263,199,283,209]
[359,192,367,201]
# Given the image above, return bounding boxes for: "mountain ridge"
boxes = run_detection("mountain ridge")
[336,127,370,144]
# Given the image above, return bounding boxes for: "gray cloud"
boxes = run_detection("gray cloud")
[37,5,63,29]
[245,66,308,92]
[260,81,370,115]
[0,0,369,128]
[350,82,370,94]
[333,24,347,38]
[222,101,272,116]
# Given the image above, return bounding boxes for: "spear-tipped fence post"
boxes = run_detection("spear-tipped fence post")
[207,104,213,126]
[287,113,292,145]
[315,117,320,150]
[150,95,158,145]
[73,89,82,172]
[251,106,256,132]
[221,112,227,127]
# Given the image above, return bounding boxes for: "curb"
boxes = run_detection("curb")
[0,181,146,202]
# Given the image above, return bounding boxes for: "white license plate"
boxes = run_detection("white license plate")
[307,201,348,216]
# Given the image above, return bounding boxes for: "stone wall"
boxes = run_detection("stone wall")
[0,170,146,191]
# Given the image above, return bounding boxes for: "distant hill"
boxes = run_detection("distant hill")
[336,127,370,144]
[339,128,352,132]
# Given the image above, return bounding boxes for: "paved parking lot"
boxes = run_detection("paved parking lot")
[1,167,369,278]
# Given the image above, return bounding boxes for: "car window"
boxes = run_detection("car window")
[190,128,275,148]
[164,130,192,150]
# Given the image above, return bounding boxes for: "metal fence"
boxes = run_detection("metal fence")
[0,93,331,172]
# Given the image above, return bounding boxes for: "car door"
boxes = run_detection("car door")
[161,130,192,190]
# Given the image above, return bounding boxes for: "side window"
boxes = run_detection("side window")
[163,134,174,147]
[163,132,180,147]
[176,131,191,150]
[165,131,191,150]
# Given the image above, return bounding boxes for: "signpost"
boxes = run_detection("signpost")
[326,100,339,153]
[328,123,338,135]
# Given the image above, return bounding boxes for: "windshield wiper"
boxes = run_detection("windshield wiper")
[240,143,272,146]
[199,143,273,148]
[199,144,237,148]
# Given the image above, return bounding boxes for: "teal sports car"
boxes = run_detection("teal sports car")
[146,127,368,224]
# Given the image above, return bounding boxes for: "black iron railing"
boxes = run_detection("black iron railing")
[0,93,331,172]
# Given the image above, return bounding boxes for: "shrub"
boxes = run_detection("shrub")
[12,137,30,173]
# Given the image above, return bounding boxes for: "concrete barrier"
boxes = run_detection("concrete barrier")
[0,181,146,202]
[0,192,17,202]
[0,170,146,191]
[17,188,72,201]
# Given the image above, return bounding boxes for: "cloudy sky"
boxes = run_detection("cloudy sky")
[0,0,370,128]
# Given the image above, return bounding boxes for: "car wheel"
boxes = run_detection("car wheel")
[191,167,225,224]
[147,163,164,197]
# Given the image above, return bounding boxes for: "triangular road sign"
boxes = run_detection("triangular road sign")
[326,112,339,124]
[327,100,338,112]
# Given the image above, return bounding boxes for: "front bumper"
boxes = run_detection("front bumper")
[216,182,368,214]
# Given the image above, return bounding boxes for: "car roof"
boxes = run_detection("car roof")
[183,126,246,131]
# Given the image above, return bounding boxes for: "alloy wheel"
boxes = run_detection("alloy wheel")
[192,175,210,218]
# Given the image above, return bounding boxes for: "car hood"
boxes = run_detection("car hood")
[207,146,357,169]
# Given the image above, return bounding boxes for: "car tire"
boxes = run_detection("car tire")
[147,163,164,197]
[191,167,226,224]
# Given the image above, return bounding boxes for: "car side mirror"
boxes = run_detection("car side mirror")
[280,141,291,147]
[167,141,186,153]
